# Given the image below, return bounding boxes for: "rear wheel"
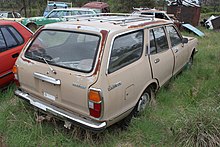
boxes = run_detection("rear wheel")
[117,87,155,129]
[134,88,155,117]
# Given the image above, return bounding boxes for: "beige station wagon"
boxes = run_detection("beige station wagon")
[14,14,198,131]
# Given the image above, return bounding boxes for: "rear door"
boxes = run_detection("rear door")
[148,27,174,86]
[44,10,63,25]
[0,25,25,87]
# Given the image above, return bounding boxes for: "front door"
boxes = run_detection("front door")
[166,25,189,75]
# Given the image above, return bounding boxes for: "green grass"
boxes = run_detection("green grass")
[1,28,220,146]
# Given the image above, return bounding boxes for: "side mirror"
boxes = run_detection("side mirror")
[182,38,188,44]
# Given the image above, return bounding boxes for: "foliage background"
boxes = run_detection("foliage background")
[0,0,219,17]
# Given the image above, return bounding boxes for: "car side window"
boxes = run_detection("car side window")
[0,30,7,52]
[48,11,60,18]
[14,12,21,18]
[8,26,24,44]
[108,30,143,73]
[166,26,182,47]
[1,27,17,48]
[150,27,169,54]
[0,26,24,52]
[8,12,13,18]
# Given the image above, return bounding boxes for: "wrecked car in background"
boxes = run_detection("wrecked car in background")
[43,1,72,16]
[21,8,97,31]
[82,2,110,13]
[202,15,220,30]
[132,8,182,29]
[14,14,198,131]
[0,11,24,22]
[167,0,201,26]
[0,20,32,89]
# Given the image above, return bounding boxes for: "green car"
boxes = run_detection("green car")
[21,8,96,31]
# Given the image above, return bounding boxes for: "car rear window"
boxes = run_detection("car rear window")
[25,30,100,73]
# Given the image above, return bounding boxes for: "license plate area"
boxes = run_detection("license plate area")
[40,80,60,101]
[43,91,56,101]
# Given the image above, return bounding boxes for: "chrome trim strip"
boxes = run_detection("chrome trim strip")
[33,72,61,85]
[0,71,12,79]
[15,89,107,130]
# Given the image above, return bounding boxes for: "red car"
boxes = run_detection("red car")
[0,20,32,89]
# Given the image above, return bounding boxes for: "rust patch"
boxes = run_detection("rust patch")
[21,56,33,64]
[93,30,108,76]
[128,20,166,28]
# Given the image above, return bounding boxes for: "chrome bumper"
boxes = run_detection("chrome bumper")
[15,89,107,131]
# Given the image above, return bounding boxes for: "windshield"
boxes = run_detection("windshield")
[25,30,100,72]
[91,9,102,13]
[45,6,67,12]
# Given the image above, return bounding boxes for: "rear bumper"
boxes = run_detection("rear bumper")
[15,89,107,132]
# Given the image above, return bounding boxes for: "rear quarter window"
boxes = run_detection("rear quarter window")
[108,30,143,73]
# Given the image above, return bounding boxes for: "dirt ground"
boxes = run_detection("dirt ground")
[0,135,6,147]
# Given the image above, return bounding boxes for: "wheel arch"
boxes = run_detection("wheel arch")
[26,22,38,28]
[135,79,159,106]
[191,48,196,56]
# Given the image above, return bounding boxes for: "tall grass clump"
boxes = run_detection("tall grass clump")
[174,106,220,147]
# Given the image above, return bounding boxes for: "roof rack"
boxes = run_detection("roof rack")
[63,13,155,25]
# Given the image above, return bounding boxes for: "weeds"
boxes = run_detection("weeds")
[174,107,220,147]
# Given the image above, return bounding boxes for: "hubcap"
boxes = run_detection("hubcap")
[137,92,150,112]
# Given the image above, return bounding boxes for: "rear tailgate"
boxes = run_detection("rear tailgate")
[16,28,104,117]
[17,60,96,117]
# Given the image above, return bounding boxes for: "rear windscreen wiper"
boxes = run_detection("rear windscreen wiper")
[35,55,57,74]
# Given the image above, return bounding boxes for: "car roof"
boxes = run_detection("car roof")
[48,3,68,7]
[0,20,20,25]
[43,15,173,33]
[51,7,95,11]
[83,2,109,9]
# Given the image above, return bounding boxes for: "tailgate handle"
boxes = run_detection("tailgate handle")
[33,72,61,85]
[12,53,19,58]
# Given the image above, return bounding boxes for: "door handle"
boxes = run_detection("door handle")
[12,53,19,58]
[174,49,179,53]
[154,58,160,64]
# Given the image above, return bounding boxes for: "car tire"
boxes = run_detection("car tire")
[187,54,194,69]
[27,23,37,32]
[133,88,155,117]
[117,87,155,129]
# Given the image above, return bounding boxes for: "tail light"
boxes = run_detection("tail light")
[88,88,103,118]
[12,65,20,86]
